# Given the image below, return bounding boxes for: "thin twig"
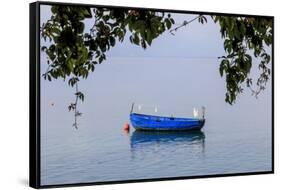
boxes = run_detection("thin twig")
[170,15,202,35]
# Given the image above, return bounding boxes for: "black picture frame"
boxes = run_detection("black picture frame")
[30,1,274,188]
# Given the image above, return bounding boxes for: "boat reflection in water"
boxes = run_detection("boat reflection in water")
[130,130,205,158]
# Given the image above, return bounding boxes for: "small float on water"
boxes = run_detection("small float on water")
[129,103,206,131]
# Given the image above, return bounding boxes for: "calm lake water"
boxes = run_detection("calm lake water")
[40,58,272,186]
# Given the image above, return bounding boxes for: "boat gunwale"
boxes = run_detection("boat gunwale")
[130,112,204,122]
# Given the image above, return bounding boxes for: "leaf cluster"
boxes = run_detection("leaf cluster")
[213,16,272,104]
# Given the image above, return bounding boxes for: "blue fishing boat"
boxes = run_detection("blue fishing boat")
[129,103,205,131]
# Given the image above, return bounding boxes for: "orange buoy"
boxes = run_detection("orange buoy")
[124,122,130,131]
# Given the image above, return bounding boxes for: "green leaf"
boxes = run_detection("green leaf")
[109,36,116,46]
[165,18,172,29]
[134,20,146,32]
[83,8,92,18]
[132,34,140,45]
[77,22,85,34]
[66,58,75,72]
[219,64,224,77]
[41,46,47,51]
[47,74,51,81]
[51,27,61,35]
[141,39,147,49]
[51,6,58,14]
[146,30,152,46]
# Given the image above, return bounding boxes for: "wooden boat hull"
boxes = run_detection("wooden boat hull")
[130,113,205,131]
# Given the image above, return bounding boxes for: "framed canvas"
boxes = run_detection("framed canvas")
[29,1,274,188]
